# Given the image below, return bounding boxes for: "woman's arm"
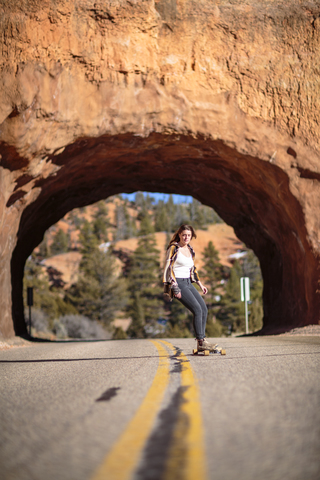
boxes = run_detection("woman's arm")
[197,281,208,295]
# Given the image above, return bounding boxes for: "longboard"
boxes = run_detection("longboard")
[193,347,226,356]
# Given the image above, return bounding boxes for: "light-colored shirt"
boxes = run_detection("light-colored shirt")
[173,249,194,278]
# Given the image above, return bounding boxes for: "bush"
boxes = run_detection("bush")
[113,327,128,340]
[28,309,49,333]
[53,319,68,339]
[165,323,192,338]
[205,317,226,337]
[54,314,108,339]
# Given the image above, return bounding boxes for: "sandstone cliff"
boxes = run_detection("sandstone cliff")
[0,0,320,337]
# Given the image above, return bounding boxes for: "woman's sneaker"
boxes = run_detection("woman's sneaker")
[202,338,220,352]
[195,339,226,355]
[196,339,215,352]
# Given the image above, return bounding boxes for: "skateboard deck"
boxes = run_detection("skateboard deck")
[192,347,226,356]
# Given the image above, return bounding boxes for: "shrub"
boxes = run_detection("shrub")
[55,314,108,339]
[113,327,128,340]
[28,309,49,333]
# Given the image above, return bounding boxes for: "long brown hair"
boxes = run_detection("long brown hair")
[167,225,197,248]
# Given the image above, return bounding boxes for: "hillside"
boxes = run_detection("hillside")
[42,224,243,288]
[25,194,264,338]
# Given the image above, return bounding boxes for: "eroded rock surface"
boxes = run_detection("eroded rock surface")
[1,0,320,337]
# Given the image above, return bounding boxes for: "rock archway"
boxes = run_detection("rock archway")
[1,0,320,337]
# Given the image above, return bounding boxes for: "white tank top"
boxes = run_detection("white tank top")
[174,249,194,278]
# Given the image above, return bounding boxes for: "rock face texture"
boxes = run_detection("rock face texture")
[1,0,320,337]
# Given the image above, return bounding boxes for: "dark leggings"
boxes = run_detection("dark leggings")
[175,278,208,339]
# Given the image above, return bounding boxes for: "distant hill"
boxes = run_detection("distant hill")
[36,193,245,289]
[42,224,243,288]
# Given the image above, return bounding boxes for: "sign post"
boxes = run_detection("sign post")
[240,277,250,334]
[27,287,33,336]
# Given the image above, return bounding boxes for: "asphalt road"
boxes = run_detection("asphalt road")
[0,336,319,480]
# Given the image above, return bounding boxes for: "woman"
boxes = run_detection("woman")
[163,224,217,352]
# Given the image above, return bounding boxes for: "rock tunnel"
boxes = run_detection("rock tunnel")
[1,0,320,337]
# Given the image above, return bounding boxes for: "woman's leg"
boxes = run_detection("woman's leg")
[188,283,208,338]
[176,278,208,339]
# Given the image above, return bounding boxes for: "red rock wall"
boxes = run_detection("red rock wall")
[1,0,320,337]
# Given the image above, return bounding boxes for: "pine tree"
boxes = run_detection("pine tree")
[243,249,263,332]
[154,200,170,232]
[138,207,155,236]
[134,191,146,209]
[201,241,226,301]
[67,248,128,326]
[113,202,136,240]
[126,234,164,337]
[79,220,99,256]
[127,292,146,338]
[24,255,78,325]
[38,233,51,258]
[50,228,70,255]
[216,260,244,333]
[93,201,110,242]
[166,194,177,232]
[66,219,129,327]
[166,298,193,338]
[201,240,227,335]
[189,199,207,229]
[174,203,190,227]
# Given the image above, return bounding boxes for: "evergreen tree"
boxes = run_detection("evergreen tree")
[24,255,78,325]
[127,292,146,338]
[201,241,226,301]
[166,194,177,232]
[200,241,228,337]
[50,228,70,255]
[166,297,193,338]
[113,203,136,240]
[66,218,129,327]
[154,200,170,232]
[67,210,84,228]
[126,234,164,337]
[242,249,262,285]
[93,201,110,242]
[134,191,146,209]
[38,233,51,258]
[174,203,190,228]
[243,250,263,332]
[67,247,128,326]
[205,316,226,337]
[249,297,263,332]
[216,260,244,333]
[79,220,99,256]
[189,199,207,229]
[138,207,155,236]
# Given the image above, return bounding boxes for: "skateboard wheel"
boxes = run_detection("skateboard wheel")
[221,349,226,355]
[204,350,210,356]
[193,349,198,355]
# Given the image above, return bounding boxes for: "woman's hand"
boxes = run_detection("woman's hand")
[198,282,208,295]
[171,283,181,299]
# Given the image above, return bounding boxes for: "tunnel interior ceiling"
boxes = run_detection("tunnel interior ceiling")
[8,131,319,337]
[1,0,320,337]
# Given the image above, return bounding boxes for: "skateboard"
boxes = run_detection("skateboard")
[192,345,226,356]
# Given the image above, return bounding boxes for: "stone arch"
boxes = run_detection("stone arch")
[9,133,319,336]
[1,0,320,337]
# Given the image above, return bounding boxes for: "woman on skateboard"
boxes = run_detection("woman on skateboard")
[163,224,217,353]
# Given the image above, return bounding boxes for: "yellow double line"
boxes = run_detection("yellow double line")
[92,340,207,480]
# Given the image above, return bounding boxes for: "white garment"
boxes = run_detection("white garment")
[173,249,194,278]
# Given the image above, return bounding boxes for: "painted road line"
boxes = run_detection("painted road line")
[160,340,208,480]
[91,340,170,480]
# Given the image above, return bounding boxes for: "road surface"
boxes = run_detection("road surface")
[0,336,319,480]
